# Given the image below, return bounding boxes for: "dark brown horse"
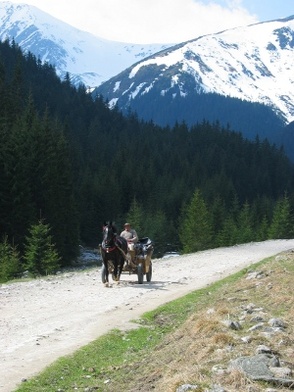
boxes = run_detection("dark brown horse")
[100,222,128,286]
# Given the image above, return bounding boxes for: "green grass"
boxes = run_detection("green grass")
[14,255,279,392]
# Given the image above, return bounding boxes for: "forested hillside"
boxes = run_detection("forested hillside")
[95,78,285,143]
[1,38,294,282]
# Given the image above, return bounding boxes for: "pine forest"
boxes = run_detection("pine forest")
[1,39,294,282]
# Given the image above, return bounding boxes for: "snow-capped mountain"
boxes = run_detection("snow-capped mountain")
[95,16,294,127]
[0,1,171,88]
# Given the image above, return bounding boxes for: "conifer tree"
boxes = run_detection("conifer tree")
[1,104,35,245]
[210,196,227,246]
[268,193,293,239]
[145,209,173,256]
[216,215,238,247]
[125,197,145,237]
[179,189,213,253]
[0,235,20,283]
[39,116,79,264]
[256,215,269,241]
[236,201,254,243]
[23,220,61,276]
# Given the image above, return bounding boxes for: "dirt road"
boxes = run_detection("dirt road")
[1,239,294,392]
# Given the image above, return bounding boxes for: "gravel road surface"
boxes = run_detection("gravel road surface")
[1,239,294,392]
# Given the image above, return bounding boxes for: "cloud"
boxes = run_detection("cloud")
[78,0,259,43]
[17,0,259,44]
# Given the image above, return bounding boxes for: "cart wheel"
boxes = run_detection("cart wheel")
[146,263,152,282]
[101,264,107,283]
[137,263,144,284]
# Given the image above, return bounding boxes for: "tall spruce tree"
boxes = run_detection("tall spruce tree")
[216,215,239,247]
[236,201,254,243]
[23,220,61,276]
[179,189,213,253]
[144,209,174,256]
[268,193,293,239]
[1,102,35,245]
[0,235,20,282]
[125,197,145,238]
[39,115,79,264]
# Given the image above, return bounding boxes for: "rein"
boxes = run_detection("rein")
[101,224,127,258]
[102,225,117,253]
[102,244,117,253]
[116,244,128,260]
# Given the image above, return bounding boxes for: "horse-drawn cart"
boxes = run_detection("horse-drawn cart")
[123,237,154,284]
[100,222,154,285]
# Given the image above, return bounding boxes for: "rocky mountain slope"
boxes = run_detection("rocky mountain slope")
[95,15,294,129]
[1,2,293,150]
[0,1,171,88]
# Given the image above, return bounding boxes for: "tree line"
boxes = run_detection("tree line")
[95,64,285,143]
[1,39,294,282]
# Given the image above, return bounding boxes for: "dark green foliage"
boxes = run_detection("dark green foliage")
[23,220,61,276]
[0,92,79,264]
[179,189,213,253]
[98,81,285,143]
[125,198,145,237]
[122,200,175,256]
[1,38,294,279]
[272,120,294,162]
[216,215,239,247]
[268,193,293,239]
[236,201,255,243]
[0,236,20,282]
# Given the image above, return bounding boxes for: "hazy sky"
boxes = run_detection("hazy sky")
[5,0,294,43]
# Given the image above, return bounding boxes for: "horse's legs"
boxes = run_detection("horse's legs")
[118,255,124,281]
[112,251,123,283]
[103,259,110,287]
[103,251,123,285]
[113,260,118,282]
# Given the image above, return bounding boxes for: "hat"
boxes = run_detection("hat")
[124,222,130,226]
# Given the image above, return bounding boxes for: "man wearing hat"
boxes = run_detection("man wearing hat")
[120,223,138,263]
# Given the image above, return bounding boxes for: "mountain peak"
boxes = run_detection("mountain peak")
[0,1,171,87]
[95,16,294,126]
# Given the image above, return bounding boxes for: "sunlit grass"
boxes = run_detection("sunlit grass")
[15,253,294,392]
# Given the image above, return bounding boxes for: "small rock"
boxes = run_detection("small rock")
[207,385,227,392]
[255,345,273,354]
[268,318,286,328]
[248,322,264,331]
[240,336,251,343]
[223,320,242,330]
[176,384,198,392]
[250,315,264,322]
[211,365,226,375]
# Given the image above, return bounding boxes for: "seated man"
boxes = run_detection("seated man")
[120,223,138,263]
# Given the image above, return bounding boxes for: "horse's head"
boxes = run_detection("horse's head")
[102,221,117,249]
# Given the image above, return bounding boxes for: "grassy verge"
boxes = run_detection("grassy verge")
[15,252,294,392]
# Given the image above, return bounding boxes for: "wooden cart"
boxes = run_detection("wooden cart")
[123,237,154,284]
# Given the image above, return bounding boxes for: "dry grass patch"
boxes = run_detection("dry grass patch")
[16,251,294,392]
[221,368,260,391]
[125,251,294,391]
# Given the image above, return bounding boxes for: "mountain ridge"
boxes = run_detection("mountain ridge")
[1,1,294,148]
[94,15,294,129]
[0,1,171,87]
